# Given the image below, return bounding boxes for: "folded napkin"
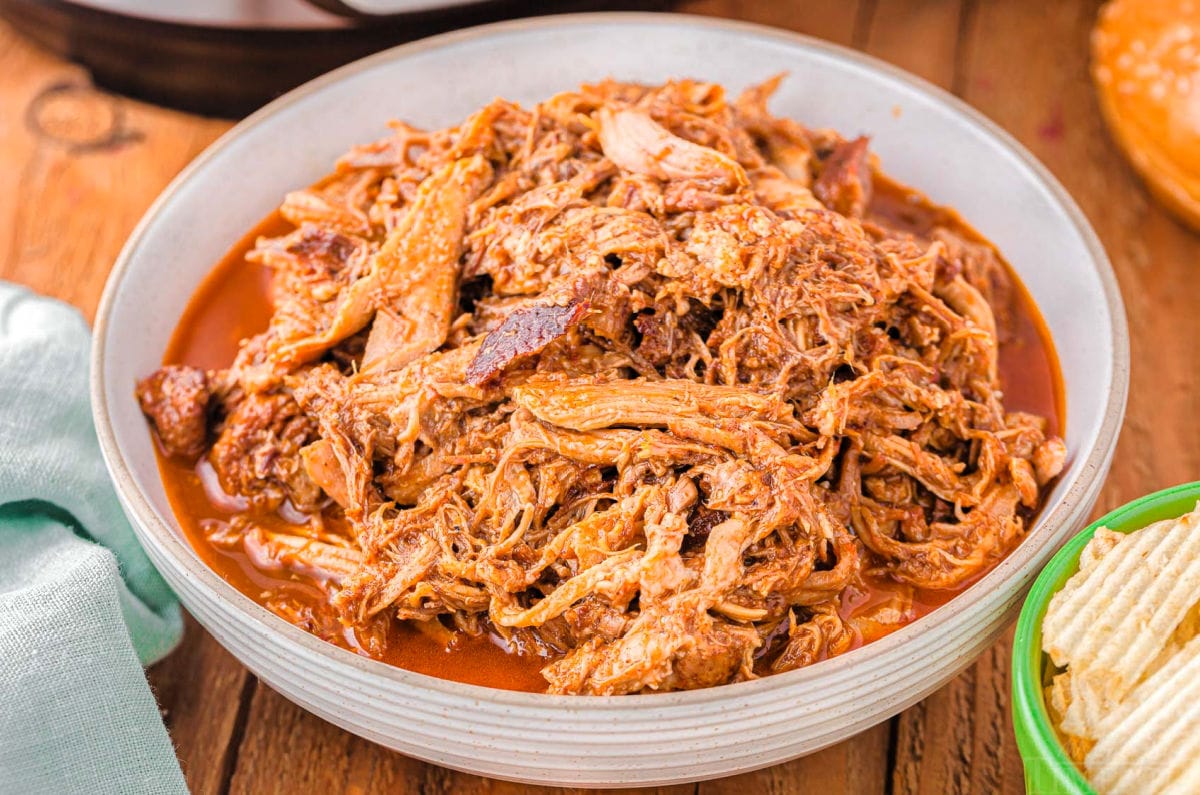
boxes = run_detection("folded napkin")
[0,284,188,794]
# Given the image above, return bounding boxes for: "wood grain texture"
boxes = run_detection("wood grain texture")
[862,0,966,89]
[698,723,891,795]
[0,23,228,320]
[147,614,253,795]
[229,683,695,795]
[676,0,864,46]
[891,629,1024,795]
[2,0,1189,790]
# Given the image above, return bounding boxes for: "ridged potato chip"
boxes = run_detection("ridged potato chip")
[1042,507,1200,739]
[1044,670,1094,764]
[1041,502,1200,794]
[1084,633,1200,794]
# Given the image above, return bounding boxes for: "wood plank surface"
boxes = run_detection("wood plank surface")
[1,0,1189,792]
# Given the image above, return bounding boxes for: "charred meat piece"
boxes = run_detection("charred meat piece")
[466,300,589,385]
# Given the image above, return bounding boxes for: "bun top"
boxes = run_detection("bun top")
[1093,0,1200,227]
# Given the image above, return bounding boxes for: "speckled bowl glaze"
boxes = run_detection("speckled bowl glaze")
[92,13,1128,787]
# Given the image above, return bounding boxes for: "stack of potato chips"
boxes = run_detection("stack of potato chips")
[1042,504,1200,793]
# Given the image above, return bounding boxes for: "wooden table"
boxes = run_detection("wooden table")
[1,1,1188,791]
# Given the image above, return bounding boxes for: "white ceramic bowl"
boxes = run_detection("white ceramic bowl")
[92,13,1128,787]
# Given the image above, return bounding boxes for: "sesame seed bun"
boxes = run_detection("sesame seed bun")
[1093,0,1200,230]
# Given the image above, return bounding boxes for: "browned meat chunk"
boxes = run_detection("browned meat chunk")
[136,365,210,458]
[209,392,322,512]
[814,136,873,217]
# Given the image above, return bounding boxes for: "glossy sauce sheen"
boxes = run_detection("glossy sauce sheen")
[159,189,1064,693]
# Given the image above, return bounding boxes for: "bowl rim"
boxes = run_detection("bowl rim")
[91,10,1130,708]
[1011,481,1200,794]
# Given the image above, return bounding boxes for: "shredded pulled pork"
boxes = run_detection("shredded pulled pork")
[138,78,1066,695]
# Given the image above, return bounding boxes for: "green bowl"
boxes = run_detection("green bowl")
[1012,481,1200,794]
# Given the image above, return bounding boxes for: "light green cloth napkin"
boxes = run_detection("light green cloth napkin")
[0,283,188,794]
